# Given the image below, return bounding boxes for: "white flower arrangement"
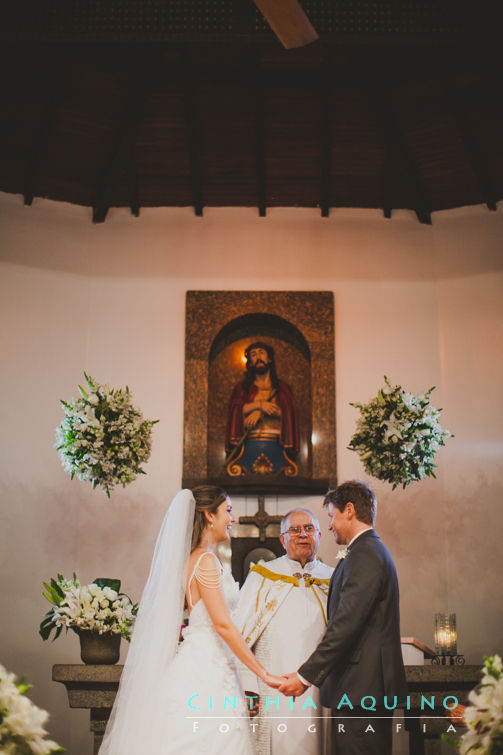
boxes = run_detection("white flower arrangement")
[55,373,158,497]
[40,574,138,642]
[445,655,503,754]
[0,664,62,754]
[348,376,453,490]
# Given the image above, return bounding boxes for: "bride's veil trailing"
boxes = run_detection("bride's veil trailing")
[99,489,195,754]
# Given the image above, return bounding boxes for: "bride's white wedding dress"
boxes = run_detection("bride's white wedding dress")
[157,553,254,754]
[99,492,255,755]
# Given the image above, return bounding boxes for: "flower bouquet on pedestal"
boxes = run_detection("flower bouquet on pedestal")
[40,574,138,664]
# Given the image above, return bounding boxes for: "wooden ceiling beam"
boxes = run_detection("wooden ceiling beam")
[92,64,147,224]
[320,48,333,218]
[254,51,267,217]
[441,73,498,211]
[93,136,141,222]
[382,153,394,219]
[365,80,432,225]
[182,48,204,217]
[23,97,56,206]
[23,53,68,206]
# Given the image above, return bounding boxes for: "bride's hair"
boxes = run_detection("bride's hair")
[191,484,228,550]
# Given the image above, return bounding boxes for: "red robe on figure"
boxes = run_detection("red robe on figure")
[225,380,299,454]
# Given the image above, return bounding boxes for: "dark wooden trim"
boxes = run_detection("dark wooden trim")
[441,72,498,212]
[320,46,333,218]
[92,59,148,223]
[363,74,433,225]
[254,48,267,217]
[23,51,68,206]
[182,46,204,217]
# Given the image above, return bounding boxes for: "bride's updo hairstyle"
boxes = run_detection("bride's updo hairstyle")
[191,485,228,551]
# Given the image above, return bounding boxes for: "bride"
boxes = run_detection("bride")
[99,485,282,754]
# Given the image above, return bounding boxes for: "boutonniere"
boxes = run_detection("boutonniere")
[336,547,349,561]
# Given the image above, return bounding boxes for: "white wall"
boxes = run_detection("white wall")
[1,191,502,753]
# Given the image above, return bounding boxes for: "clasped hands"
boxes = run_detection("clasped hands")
[263,671,309,698]
[247,672,308,717]
[278,672,309,697]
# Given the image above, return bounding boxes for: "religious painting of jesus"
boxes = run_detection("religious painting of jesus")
[206,327,313,488]
[225,341,299,477]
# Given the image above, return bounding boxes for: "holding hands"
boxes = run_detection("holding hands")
[261,670,284,689]
[278,672,308,698]
[259,669,309,697]
[248,670,306,719]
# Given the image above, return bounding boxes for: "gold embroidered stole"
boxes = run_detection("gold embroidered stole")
[242,563,331,645]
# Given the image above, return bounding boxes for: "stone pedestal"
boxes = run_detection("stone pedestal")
[53,663,481,754]
[52,664,123,754]
[404,665,480,755]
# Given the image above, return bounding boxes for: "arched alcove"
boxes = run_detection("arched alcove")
[209,313,311,364]
[207,314,313,480]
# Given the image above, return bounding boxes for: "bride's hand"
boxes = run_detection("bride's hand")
[262,671,283,689]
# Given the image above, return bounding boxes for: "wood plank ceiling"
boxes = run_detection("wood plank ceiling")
[1,0,501,223]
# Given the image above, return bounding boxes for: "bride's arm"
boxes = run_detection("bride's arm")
[194,553,281,689]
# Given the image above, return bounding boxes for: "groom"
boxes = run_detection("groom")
[279,480,407,755]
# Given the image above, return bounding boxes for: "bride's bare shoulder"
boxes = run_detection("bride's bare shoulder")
[187,548,219,571]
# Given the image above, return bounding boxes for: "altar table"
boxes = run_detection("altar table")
[53,663,481,754]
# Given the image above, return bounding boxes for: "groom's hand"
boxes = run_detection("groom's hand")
[278,672,308,697]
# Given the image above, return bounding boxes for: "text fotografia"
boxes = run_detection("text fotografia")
[187,694,460,712]
[191,721,460,736]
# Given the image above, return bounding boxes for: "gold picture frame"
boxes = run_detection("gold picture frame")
[182,290,336,494]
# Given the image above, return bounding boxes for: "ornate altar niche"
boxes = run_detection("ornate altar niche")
[183,291,336,495]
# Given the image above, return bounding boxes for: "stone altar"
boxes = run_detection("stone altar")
[53,663,481,754]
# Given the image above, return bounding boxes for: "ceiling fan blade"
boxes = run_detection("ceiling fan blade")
[254,0,319,49]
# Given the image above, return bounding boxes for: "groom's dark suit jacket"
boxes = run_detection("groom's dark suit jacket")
[299,529,407,708]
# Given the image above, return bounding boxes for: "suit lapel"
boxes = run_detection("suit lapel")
[327,530,377,617]
[327,561,344,617]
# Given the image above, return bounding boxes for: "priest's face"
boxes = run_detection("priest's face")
[280,511,320,566]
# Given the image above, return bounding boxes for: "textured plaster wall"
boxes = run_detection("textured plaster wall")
[1,191,502,754]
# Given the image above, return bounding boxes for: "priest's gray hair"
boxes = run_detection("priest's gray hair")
[280,508,320,534]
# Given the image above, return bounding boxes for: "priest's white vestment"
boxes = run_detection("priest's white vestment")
[236,555,334,755]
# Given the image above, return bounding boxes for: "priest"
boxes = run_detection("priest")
[236,508,334,755]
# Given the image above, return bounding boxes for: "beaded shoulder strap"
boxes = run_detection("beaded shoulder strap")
[187,552,223,609]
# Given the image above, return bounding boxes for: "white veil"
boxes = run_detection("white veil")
[99,489,195,754]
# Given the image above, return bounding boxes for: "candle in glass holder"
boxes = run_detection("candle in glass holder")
[434,613,457,656]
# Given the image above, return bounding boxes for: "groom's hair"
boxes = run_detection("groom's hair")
[324,480,377,525]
